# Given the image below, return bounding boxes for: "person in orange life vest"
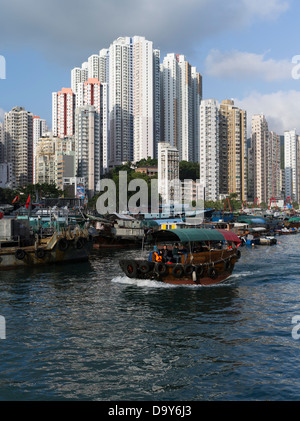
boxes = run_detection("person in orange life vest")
[153,245,162,262]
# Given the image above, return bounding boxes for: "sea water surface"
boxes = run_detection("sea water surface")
[0,234,300,401]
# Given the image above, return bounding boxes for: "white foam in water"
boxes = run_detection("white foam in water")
[111,276,233,289]
[111,276,180,288]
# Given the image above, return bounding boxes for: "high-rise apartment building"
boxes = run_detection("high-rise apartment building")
[76,78,109,174]
[161,53,202,162]
[52,88,75,138]
[4,106,33,187]
[268,131,281,201]
[108,36,160,167]
[219,100,247,201]
[33,116,47,183]
[71,65,88,95]
[251,114,269,204]
[75,106,101,197]
[0,122,4,163]
[199,99,219,202]
[284,129,298,202]
[158,142,180,204]
[109,36,133,166]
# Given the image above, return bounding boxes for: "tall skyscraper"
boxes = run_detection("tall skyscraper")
[75,105,101,197]
[284,129,298,202]
[251,114,269,204]
[76,78,109,174]
[109,36,133,166]
[132,36,156,162]
[199,99,219,202]
[52,88,75,138]
[71,65,88,95]
[4,106,33,187]
[268,131,281,201]
[219,100,247,201]
[108,36,161,167]
[161,53,202,162]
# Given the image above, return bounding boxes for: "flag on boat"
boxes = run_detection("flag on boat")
[26,194,31,209]
[12,195,20,204]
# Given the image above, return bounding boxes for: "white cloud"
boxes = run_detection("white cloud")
[234,90,300,134]
[205,50,293,81]
[241,0,289,19]
[0,0,291,66]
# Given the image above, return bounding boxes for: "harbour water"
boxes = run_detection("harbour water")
[0,234,300,401]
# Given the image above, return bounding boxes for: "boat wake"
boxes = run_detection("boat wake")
[111,275,235,288]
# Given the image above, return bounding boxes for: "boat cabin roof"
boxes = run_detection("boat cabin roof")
[151,228,241,244]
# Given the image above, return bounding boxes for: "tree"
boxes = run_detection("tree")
[179,161,199,181]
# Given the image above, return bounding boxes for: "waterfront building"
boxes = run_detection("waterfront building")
[284,129,298,202]
[4,106,33,187]
[161,53,202,162]
[158,142,180,205]
[199,99,219,202]
[52,88,75,138]
[219,100,247,201]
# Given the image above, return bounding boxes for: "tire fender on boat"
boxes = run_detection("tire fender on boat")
[124,260,137,278]
[58,238,69,251]
[15,249,26,260]
[139,261,151,274]
[172,265,184,278]
[156,262,168,276]
[184,264,194,276]
[35,248,45,259]
[75,237,85,249]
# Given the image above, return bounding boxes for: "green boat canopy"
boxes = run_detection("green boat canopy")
[288,217,300,222]
[151,228,240,244]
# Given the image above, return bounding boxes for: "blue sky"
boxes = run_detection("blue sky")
[0,0,299,134]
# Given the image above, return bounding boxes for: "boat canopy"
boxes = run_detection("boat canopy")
[288,217,300,222]
[151,228,241,244]
[238,217,265,225]
[215,229,242,243]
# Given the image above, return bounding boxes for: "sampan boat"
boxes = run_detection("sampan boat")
[119,228,241,285]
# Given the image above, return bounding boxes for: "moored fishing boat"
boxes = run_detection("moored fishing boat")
[0,218,93,270]
[119,228,241,286]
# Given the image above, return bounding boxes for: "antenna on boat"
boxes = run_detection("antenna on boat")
[268,197,278,210]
